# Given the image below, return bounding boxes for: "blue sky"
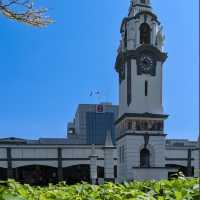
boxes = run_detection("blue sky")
[0,0,198,140]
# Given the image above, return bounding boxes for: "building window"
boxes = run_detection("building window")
[114,166,117,178]
[157,122,162,131]
[119,147,122,163]
[119,146,125,163]
[140,148,150,167]
[140,23,151,44]
[136,121,141,130]
[141,0,146,3]
[124,29,127,48]
[122,145,125,162]
[127,60,132,106]
[123,22,128,49]
[68,128,75,135]
[144,121,148,130]
[173,142,185,147]
[128,120,132,130]
[145,81,148,96]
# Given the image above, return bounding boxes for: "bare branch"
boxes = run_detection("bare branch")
[0,0,52,27]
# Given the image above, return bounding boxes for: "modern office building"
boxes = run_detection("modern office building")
[67,103,118,145]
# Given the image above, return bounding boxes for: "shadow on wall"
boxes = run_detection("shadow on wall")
[0,165,118,185]
[14,165,58,186]
[166,164,194,178]
[0,167,7,180]
[63,164,90,185]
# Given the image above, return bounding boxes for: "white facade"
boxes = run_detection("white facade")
[118,0,165,117]
[119,59,163,116]
[117,135,167,182]
[0,138,199,183]
[0,139,117,184]
[115,0,198,182]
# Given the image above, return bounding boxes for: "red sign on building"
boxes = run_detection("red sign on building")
[96,104,104,113]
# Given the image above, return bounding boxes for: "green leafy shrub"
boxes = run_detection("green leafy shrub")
[0,178,199,200]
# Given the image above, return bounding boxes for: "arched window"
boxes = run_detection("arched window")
[140,23,151,44]
[140,148,150,167]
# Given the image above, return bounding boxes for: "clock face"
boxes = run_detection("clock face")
[137,52,156,76]
[139,55,154,73]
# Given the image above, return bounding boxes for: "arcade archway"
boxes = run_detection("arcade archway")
[63,164,90,185]
[166,164,194,178]
[0,167,7,180]
[140,23,151,44]
[14,165,58,185]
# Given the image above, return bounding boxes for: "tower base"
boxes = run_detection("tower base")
[132,167,168,180]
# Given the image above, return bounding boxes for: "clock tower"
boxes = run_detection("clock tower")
[115,0,169,181]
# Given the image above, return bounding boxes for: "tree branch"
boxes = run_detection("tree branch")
[0,0,52,27]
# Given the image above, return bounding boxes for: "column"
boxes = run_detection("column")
[104,131,116,182]
[57,148,63,182]
[135,20,140,48]
[89,145,98,185]
[192,147,200,178]
[187,149,193,177]
[151,22,156,45]
[7,147,13,179]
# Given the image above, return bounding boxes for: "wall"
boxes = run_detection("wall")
[0,145,118,171]
[119,59,163,117]
[132,168,168,180]
[117,134,166,182]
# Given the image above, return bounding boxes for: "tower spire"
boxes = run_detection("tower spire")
[129,0,152,17]
[131,0,151,6]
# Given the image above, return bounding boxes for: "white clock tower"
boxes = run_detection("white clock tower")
[115,0,169,181]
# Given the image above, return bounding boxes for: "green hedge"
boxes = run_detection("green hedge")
[0,178,199,200]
